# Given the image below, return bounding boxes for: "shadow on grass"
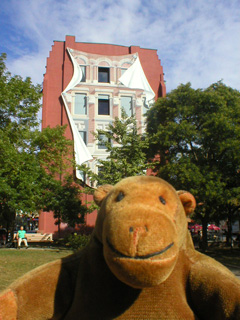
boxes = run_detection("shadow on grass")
[197,246,240,267]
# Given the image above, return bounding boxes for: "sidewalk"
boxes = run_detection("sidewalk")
[225,264,240,279]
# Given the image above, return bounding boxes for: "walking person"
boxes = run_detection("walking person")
[16,226,28,249]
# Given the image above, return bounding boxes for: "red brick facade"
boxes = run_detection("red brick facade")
[39,35,166,236]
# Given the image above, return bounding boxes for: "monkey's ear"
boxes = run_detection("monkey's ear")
[177,190,196,216]
[93,185,113,206]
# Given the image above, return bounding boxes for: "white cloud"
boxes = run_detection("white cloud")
[2,0,240,92]
[7,53,46,85]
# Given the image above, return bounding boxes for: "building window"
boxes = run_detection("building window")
[74,93,87,115]
[121,68,127,76]
[120,96,132,117]
[79,131,87,144]
[98,95,110,115]
[98,133,111,149]
[97,166,104,179]
[80,66,86,82]
[98,67,110,83]
[77,169,86,183]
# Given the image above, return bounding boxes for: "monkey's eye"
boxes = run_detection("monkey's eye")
[159,196,166,205]
[116,192,125,202]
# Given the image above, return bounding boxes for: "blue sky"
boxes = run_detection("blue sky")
[0,0,239,92]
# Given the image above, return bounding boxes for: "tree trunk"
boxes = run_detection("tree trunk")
[6,211,15,243]
[226,216,232,247]
[58,216,61,239]
[201,217,208,252]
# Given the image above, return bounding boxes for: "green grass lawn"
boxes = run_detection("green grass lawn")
[0,248,72,292]
[0,246,239,293]
[202,247,240,267]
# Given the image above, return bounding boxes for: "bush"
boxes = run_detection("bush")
[76,225,94,236]
[65,234,91,251]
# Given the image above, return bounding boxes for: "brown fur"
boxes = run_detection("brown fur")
[0,176,239,319]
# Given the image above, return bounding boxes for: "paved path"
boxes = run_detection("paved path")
[226,265,240,279]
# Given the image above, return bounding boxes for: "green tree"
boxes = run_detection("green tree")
[0,53,86,235]
[79,110,155,186]
[33,125,74,178]
[42,175,88,237]
[0,53,42,232]
[146,82,240,249]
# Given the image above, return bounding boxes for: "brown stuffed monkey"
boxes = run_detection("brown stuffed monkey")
[0,176,239,319]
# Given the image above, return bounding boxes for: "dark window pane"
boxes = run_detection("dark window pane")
[79,131,87,144]
[98,67,110,83]
[98,95,110,115]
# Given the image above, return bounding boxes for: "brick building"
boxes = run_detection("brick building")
[39,35,166,236]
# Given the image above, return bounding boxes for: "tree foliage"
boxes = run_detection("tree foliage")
[33,125,74,177]
[42,175,88,230]
[79,110,155,186]
[0,53,42,226]
[0,53,87,231]
[146,82,240,248]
